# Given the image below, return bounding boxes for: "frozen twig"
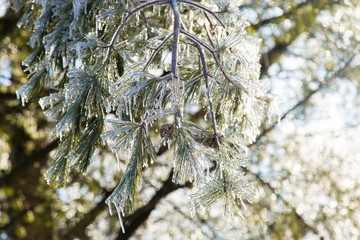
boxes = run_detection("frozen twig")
[143,33,174,71]
[193,42,220,148]
[104,0,171,63]
[170,0,182,127]
[178,0,225,28]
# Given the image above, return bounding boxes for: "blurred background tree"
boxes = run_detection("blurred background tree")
[1,0,359,239]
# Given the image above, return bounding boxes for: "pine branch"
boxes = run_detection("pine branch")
[170,0,180,77]
[180,29,234,87]
[180,29,241,93]
[185,73,205,87]
[180,29,214,52]
[250,169,320,235]
[11,1,317,238]
[181,30,232,82]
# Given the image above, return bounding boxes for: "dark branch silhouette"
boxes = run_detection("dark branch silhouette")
[116,170,191,240]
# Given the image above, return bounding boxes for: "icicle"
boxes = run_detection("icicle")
[114,203,125,233]
[204,112,208,122]
[84,0,88,14]
[95,18,99,38]
[132,95,136,107]
[16,90,26,106]
[115,153,121,171]
[190,206,195,218]
[108,202,113,216]
[167,139,172,151]
[128,102,133,121]
[59,131,63,141]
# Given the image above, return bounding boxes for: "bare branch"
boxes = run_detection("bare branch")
[254,53,357,145]
[258,0,337,77]
[248,168,320,235]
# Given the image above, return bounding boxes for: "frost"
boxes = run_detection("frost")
[105,127,155,231]
[70,0,88,38]
[173,128,213,184]
[191,169,256,216]
[16,69,45,106]
[39,93,65,121]
[101,120,140,154]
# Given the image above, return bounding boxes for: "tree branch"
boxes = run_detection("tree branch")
[170,0,183,127]
[250,169,320,235]
[244,54,357,237]
[255,53,356,145]
[258,0,336,77]
[0,10,21,41]
[170,0,180,77]
[250,0,311,31]
[61,190,112,240]
[0,92,17,100]
[116,170,191,240]
[0,139,58,187]
[0,199,45,231]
